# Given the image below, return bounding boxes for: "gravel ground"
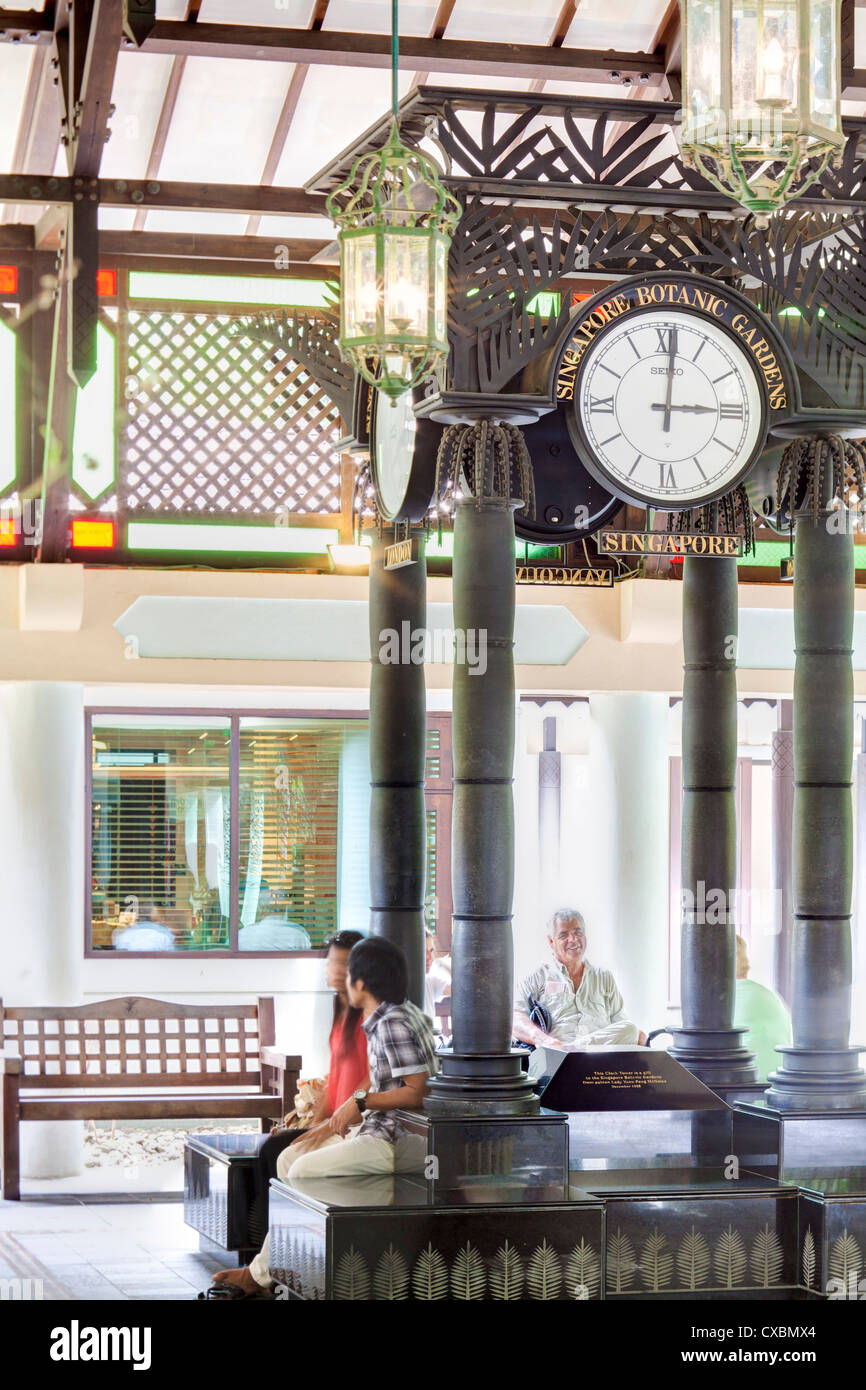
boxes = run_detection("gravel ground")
[84,1123,258,1168]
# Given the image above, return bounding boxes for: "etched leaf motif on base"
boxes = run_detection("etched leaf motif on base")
[677,1226,711,1290]
[606,1227,637,1292]
[801,1227,816,1290]
[411,1243,449,1301]
[489,1240,524,1301]
[333,1246,371,1301]
[639,1226,674,1292]
[713,1225,747,1289]
[566,1238,601,1300]
[750,1223,784,1288]
[828,1230,862,1293]
[450,1242,487,1300]
[527,1239,563,1301]
[373,1245,409,1301]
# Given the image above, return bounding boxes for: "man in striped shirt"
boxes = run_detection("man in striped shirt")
[212,936,435,1296]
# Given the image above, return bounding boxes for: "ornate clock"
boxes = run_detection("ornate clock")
[552,274,793,511]
[368,384,440,523]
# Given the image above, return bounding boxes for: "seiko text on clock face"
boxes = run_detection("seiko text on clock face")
[574,308,766,508]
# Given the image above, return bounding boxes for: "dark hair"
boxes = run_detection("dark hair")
[325,930,365,952]
[327,931,365,1055]
[348,937,408,1005]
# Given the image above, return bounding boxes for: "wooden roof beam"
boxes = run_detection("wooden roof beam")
[137,22,666,86]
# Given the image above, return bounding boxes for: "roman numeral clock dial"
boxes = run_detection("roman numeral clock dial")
[569,308,767,509]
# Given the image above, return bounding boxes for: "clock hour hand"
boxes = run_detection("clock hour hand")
[651,402,717,415]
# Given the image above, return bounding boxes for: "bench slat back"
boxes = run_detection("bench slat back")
[0,996,274,1089]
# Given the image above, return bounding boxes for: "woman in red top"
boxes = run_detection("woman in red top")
[253,930,368,1211]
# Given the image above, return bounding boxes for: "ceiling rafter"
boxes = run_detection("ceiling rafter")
[131,0,207,234]
[244,0,332,238]
[65,0,124,178]
[529,0,581,96]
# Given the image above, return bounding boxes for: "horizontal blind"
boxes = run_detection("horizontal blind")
[238,718,369,949]
[91,717,231,952]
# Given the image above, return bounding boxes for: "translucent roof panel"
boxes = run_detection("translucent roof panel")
[256,214,339,243]
[142,209,250,235]
[424,72,534,93]
[422,72,536,94]
[274,65,413,188]
[156,0,188,16]
[98,208,138,231]
[198,0,317,21]
[323,0,438,35]
[156,57,295,185]
[446,0,563,46]
[0,47,36,174]
[103,53,175,181]
[564,0,667,53]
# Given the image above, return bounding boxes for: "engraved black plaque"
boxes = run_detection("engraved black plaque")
[529,1047,727,1113]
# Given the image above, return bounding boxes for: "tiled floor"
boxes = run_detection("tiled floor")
[0,1194,225,1301]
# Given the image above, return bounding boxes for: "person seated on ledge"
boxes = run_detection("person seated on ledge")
[252,929,368,1221]
[733,933,791,1082]
[238,880,311,951]
[111,901,176,952]
[513,908,647,1050]
[212,935,436,1297]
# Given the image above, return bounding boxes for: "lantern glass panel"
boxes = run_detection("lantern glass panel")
[810,0,839,130]
[433,236,447,346]
[685,0,722,135]
[758,2,799,109]
[343,232,379,341]
[383,230,429,339]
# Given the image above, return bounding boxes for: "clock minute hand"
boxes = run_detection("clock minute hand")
[661,329,678,433]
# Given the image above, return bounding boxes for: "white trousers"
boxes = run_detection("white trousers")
[574,1020,640,1046]
[249,1130,425,1287]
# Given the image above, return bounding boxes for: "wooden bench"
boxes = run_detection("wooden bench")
[0,995,301,1201]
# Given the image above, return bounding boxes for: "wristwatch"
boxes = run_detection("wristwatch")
[353,1089,368,1113]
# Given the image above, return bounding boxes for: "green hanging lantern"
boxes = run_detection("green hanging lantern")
[679,0,843,226]
[326,2,461,404]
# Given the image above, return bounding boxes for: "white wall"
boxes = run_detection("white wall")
[513,695,671,1033]
[0,683,85,1177]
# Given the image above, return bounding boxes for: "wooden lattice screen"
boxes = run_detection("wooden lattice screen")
[122,311,343,516]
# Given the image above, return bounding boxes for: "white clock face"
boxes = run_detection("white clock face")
[374,390,418,520]
[573,308,766,508]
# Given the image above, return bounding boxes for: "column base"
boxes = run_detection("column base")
[764,1045,866,1111]
[424,1050,540,1117]
[668,1027,758,1088]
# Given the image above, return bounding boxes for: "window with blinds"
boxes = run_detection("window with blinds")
[90,716,231,952]
[88,710,451,956]
[238,718,369,949]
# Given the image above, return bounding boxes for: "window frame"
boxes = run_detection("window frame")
[84,706,451,960]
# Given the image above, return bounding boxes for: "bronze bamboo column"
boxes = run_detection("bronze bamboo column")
[669,549,757,1086]
[766,437,866,1108]
[425,423,537,1114]
[368,533,427,1008]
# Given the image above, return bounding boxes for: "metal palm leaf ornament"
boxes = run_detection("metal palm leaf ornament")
[326,0,461,404]
[434,419,535,516]
[668,485,757,555]
[776,435,866,524]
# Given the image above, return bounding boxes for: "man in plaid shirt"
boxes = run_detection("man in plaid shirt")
[213,936,436,1296]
